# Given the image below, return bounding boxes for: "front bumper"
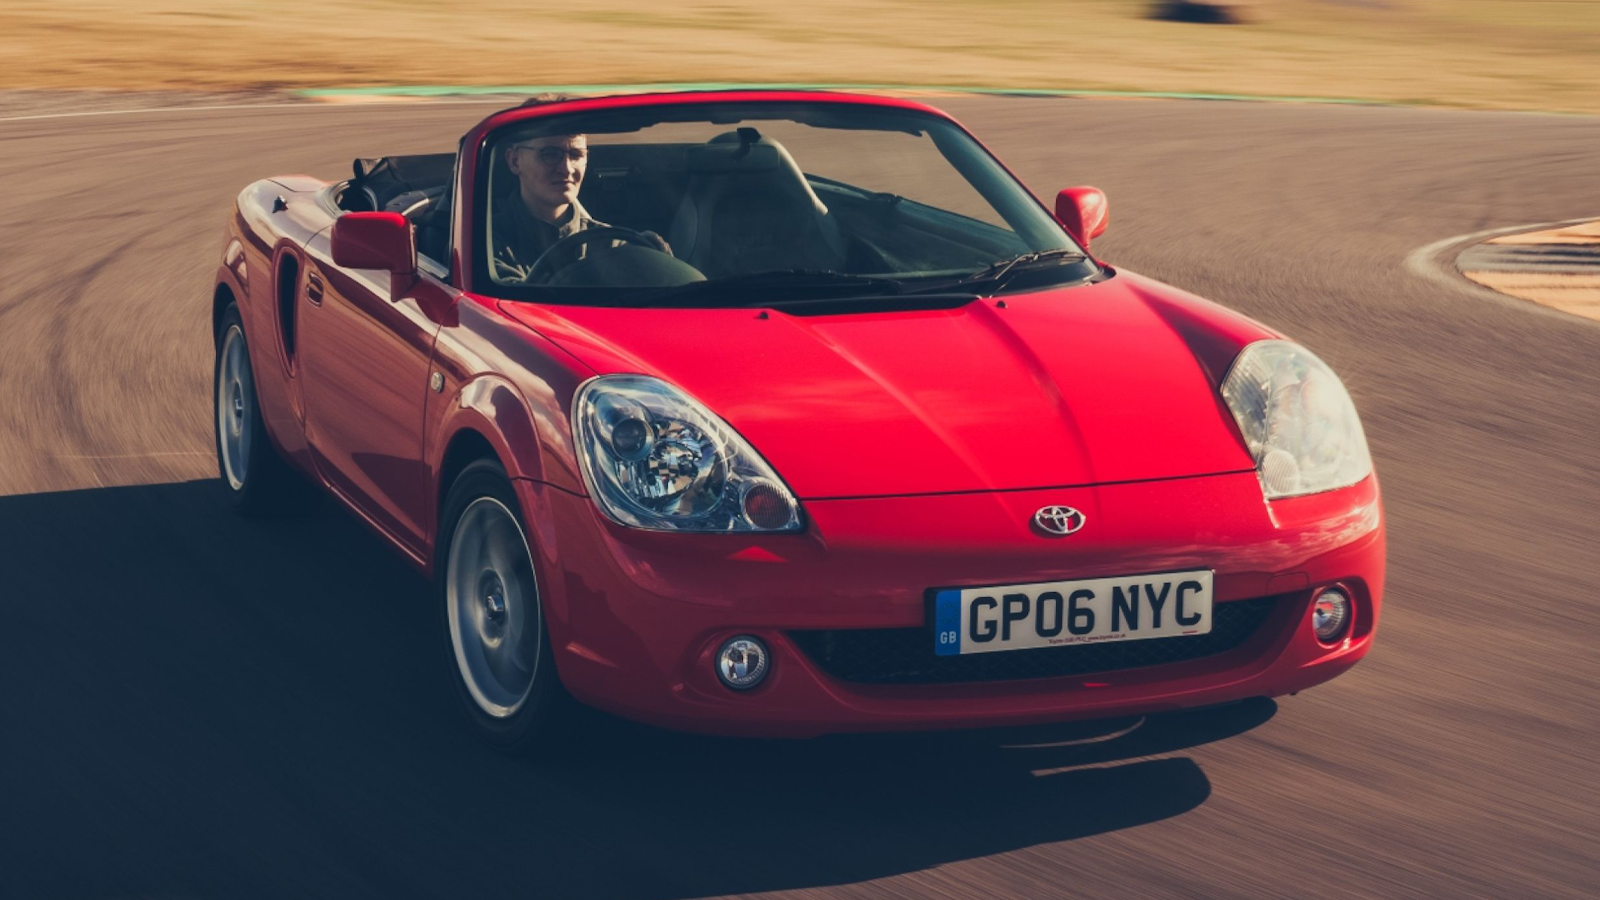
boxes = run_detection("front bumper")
[518,471,1384,738]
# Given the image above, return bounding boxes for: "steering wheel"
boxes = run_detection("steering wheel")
[524,226,666,285]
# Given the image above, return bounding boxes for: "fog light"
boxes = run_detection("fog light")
[715,636,770,690]
[1312,588,1351,642]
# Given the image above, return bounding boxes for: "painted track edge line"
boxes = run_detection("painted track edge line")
[292,83,1600,116]
[1404,217,1600,327]
[0,97,513,124]
[0,83,1385,125]
[294,82,1391,107]
[13,84,1599,124]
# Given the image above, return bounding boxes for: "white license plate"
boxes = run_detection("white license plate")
[933,570,1214,656]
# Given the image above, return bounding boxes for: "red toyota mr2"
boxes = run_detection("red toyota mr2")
[211,91,1383,749]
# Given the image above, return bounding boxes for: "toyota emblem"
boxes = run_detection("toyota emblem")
[1033,506,1086,536]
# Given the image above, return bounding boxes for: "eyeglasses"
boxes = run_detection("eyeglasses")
[514,145,587,165]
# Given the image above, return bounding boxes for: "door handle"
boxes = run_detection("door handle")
[306,272,324,306]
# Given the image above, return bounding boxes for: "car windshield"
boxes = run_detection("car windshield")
[477,101,1093,305]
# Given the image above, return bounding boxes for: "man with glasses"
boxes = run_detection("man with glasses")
[492,132,600,281]
[492,126,670,282]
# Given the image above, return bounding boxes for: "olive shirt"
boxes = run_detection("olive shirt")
[489,194,601,282]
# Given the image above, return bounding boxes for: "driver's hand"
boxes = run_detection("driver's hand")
[492,255,533,283]
[639,230,673,257]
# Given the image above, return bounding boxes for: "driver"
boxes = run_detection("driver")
[492,127,668,282]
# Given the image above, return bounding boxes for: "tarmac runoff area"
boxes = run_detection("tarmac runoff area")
[3,96,1600,900]
[1458,220,1600,321]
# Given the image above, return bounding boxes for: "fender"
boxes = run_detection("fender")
[212,263,245,331]
[433,374,544,483]
[221,240,248,297]
[1126,271,1283,387]
[426,368,595,547]
[427,296,594,502]
[426,371,591,589]
[212,250,316,478]
[212,208,253,336]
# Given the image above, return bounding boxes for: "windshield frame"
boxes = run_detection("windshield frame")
[464,93,1093,306]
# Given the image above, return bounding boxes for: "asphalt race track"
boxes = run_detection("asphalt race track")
[2,98,1598,900]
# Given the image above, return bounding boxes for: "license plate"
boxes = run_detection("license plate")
[933,570,1214,656]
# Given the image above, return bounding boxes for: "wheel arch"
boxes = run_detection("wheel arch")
[212,281,237,344]
[212,281,232,334]
[429,412,573,628]
[429,373,559,549]
[437,427,503,514]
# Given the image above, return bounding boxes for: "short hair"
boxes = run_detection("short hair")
[520,92,578,107]
[505,94,585,150]
[510,94,586,148]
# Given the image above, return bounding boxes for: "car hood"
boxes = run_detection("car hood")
[498,272,1274,499]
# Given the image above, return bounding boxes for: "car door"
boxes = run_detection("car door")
[298,233,456,559]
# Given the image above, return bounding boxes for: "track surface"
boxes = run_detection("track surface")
[1,99,1597,900]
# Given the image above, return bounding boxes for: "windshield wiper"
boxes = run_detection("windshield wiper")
[956,248,1087,284]
[895,248,1092,296]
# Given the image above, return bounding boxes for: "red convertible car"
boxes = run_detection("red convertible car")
[212,90,1383,749]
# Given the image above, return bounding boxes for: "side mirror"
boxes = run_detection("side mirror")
[1055,187,1109,251]
[331,212,416,274]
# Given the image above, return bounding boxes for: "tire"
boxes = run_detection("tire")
[213,303,317,515]
[437,459,574,753]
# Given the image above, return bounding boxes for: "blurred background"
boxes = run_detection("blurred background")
[3,0,1599,113]
[3,3,1599,900]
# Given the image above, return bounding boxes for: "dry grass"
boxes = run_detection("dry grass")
[2,0,1598,113]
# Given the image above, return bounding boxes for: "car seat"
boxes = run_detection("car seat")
[666,129,849,279]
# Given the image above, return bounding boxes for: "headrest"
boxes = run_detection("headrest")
[684,142,784,175]
[677,129,830,219]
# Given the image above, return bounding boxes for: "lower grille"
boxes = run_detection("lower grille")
[788,596,1280,685]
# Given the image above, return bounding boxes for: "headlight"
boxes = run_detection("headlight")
[1221,340,1372,499]
[573,375,803,532]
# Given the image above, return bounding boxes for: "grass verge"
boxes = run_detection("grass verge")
[2,1,1598,114]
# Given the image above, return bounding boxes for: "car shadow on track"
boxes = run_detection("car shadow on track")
[0,479,1276,900]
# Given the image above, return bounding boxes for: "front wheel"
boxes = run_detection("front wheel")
[437,459,573,752]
